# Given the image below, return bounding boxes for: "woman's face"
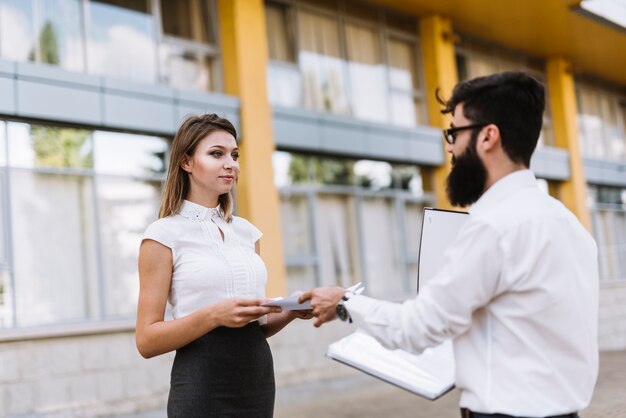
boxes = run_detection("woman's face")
[182,130,240,201]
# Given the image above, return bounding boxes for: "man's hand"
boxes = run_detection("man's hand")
[298,286,345,327]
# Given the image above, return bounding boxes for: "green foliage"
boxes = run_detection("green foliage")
[31,126,93,169]
[287,155,310,184]
[287,154,356,185]
[28,21,60,65]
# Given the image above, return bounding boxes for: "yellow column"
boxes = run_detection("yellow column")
[219,0,286,296]
[419,15,458,209]
[546,58,591,230]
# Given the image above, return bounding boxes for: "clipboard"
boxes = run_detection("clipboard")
[326,207,469,400]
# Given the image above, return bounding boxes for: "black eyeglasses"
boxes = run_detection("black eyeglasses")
[443,123,489,145]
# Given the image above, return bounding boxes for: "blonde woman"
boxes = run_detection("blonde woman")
[136,114,310,417]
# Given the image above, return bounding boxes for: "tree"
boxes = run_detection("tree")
[31,126,93,169]
[29,21,60,65]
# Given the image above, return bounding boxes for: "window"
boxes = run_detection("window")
[265,0,425,127]
[274,151,431,299]
[455,39,555,147]
[589,185,626,281]
[86,0,158,83]
[0,0,84,71]
[388,38,422,126]
[298,9,350,114]
[265,2,301,107]
[158,0,220,91]
[346,22,388,123]
[93,131,167,318]
[576,82,626,161]
[0,0,221,92]
[0,120,168,328]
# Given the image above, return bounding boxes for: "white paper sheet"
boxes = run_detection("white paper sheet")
[262,294,312,310]
[327,331,455,400]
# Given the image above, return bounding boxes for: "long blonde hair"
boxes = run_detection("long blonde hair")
[159,114,237,221]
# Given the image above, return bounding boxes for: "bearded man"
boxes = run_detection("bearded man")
[300,72,599,418]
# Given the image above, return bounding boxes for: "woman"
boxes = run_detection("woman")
[136,114,310,417]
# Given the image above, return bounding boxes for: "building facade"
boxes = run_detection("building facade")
[0,0,625,416]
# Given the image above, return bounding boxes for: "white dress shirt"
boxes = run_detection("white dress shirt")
[346,170,599,416]
[142,200,268,321]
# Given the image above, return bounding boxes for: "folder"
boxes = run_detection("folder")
[326,207,469,400]
[327,331,455,399]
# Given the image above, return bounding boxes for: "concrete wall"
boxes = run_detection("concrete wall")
[598,281,626,351]
[0,320,357,417]
[0,332,172,417]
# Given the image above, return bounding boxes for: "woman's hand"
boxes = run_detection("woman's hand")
[210,298,280,328]
[289,309,315,320]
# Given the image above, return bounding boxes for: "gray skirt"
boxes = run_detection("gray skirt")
[167,321,275,418]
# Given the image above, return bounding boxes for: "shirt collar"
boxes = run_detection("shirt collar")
[179,199,222,221]
[470,169,538,216]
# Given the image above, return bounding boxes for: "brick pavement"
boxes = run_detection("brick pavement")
[274,350,626,418]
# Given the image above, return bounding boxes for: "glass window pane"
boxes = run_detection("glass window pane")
[0,120,6,165]
[353,160,391,189]
[346,23,388,123]
[578,86,606,158]
[273,151,296,187]
[315,195,360,288]
[160,0,212,44]
[0,0,36,62]
[0,170,8,264]
[390,92,417,127]
[311,156,355,186]
[388,38,417,91]
[11,170,98,326]
[298,11,350,114]
[392,164,421,191]
[87,0,157,83]
[285,265,316,296]
[37,0,84,71]
[98,177,162,317]
[267,63,302,107]
[280,194,312,258]
[360,196,403,299]
[0,270,13,327]
[266,3,294,62]
[8,123,93,169]
[159,44,215,91]
[94,131,168,176]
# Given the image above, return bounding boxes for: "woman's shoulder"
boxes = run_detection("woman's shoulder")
[232,216,263,243]
[143,215,184,247]
[145,214,182,232]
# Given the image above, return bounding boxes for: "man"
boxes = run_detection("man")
[299,72,599,418]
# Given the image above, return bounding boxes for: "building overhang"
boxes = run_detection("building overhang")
[369,0,626,87]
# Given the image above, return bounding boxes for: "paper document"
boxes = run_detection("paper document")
[262,294,312,310]
[326,331,455,400]
[326,208,468,400]
[263,283,363,311]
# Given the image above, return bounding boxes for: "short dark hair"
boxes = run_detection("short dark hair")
[437,71,545,167]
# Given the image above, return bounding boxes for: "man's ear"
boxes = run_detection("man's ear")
[180,154,193,173]
[480,124,501,152]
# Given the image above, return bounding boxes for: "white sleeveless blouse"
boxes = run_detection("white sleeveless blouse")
[142,200,268,320]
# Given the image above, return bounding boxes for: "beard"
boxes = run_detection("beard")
[446,132,488,207]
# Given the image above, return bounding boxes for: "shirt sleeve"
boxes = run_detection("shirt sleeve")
[346,219,504,354]
[235,217,263,244]
[142,220,175,250]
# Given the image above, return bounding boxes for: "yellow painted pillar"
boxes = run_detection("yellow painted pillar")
[218,0,286,296]
[546,58,591,230]
[419,15,458,209]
